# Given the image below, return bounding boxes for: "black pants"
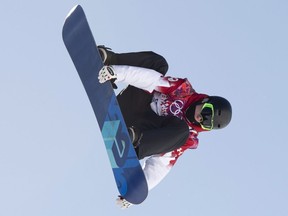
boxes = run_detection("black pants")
[110,51,189,159]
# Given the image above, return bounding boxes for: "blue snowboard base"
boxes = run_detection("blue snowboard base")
[62,5,148,204]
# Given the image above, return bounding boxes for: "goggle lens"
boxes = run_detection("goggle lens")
[200,103,214,130]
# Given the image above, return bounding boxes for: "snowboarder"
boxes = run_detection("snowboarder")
[97,46,232,209]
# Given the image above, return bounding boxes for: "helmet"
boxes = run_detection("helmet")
[208,96,232,129]
[185,96,232,130]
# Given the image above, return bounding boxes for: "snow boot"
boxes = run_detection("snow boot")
[98,45,114,65]
[128,126,143,148]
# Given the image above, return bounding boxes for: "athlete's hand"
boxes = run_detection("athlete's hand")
[116,196,133,209]
[98,65,117,83]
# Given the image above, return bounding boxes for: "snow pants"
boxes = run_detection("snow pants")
[109,51,189,159]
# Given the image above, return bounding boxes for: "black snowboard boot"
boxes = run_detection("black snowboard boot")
[98,45,115,65]
[128,126,143,148]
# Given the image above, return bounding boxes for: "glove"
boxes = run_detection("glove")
[116,196,133,209]
[98,65,117,83]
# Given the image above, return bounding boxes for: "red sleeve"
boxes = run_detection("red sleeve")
[164,128,199,166]
[154,77,187,94]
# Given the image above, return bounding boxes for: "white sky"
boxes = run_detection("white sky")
[0,0,287,215]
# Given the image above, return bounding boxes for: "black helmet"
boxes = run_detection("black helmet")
[208,96,232,129]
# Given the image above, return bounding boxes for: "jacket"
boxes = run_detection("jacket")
[113,65,208,190]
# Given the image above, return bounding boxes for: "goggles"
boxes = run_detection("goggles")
[199,103,214,130]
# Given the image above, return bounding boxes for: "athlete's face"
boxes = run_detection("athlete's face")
[194,104,204,123]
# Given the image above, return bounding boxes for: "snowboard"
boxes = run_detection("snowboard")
[62,5,148,204]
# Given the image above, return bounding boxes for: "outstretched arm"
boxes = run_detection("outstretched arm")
[142,153,174,190]
[99,65,170,92]
[116,153,175,209]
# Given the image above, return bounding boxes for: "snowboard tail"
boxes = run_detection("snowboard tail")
[62,5,148,204]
